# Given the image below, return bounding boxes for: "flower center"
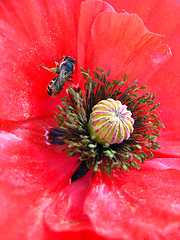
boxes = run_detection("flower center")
[47,67,164,180]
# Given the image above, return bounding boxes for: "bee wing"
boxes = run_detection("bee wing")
[59,65,68,78]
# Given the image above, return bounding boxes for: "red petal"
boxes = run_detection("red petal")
[105,0,179,42]
[141,158,180,171]
[0,183,51,240]
[84,170,180,240]
[155,130,180,158]
[44,169,93,232]
[0,117,80,239]
[103,0,180,131]
[0,0,179,239]
[0,0,80,121]
[0,118,78,191]
[77,0,115,70]
[81,11,171,84]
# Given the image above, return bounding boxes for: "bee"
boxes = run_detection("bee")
[40,56,76,96]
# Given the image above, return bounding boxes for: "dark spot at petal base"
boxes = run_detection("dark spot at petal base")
[71,161,90,182]
[48,127,66,145]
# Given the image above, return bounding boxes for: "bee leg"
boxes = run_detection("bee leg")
[57,57,64,62]
[40,59,60,74]
[65,70,74,78]
[54,59,60,74]
[67,78,73,82]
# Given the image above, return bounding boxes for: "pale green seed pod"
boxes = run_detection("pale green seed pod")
[89,98,134,147]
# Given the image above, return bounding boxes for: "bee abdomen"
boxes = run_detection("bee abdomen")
[47,76,66,96]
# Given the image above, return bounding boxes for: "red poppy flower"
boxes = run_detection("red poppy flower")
[0,0,179,240]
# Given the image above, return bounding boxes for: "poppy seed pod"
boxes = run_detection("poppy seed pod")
[89,98,134,147]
